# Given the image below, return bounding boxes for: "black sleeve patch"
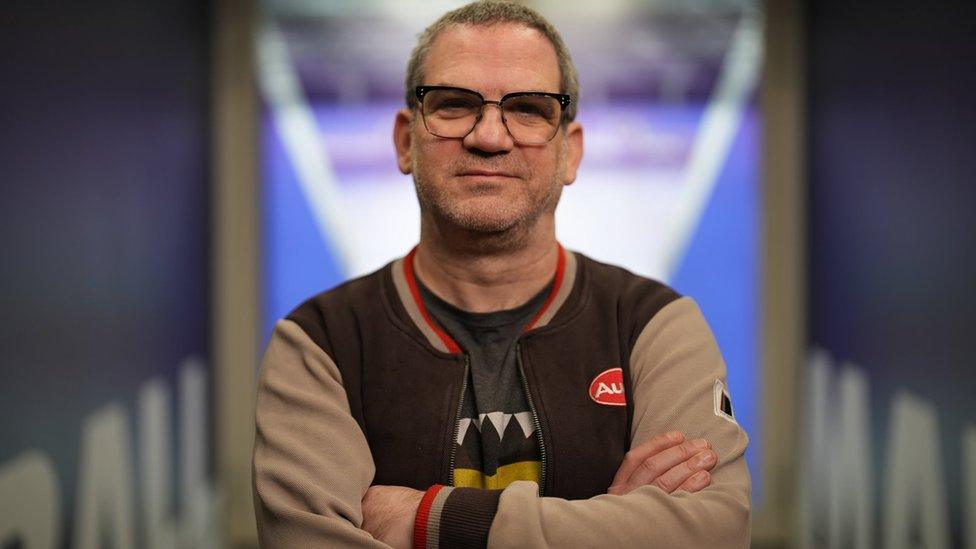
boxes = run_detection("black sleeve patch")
[713,379,737,424]
[722,393,734,416]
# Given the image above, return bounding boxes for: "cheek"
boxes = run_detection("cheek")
[524,148,564,182]
[412,139,456,177]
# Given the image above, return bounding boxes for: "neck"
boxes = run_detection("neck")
[413,215,559,313]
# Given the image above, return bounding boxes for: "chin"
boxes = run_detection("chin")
[448,210,524,234]
[439,195,525,230]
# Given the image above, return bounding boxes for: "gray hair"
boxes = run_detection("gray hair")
[404,1,579,121]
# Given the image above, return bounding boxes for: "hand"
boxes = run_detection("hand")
[607,431,716,495]
[361,485,425,549]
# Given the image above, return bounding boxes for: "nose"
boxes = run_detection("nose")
[463,103,515,153]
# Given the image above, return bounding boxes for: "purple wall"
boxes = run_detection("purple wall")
[806,1,976,545]
[0,2,212,547]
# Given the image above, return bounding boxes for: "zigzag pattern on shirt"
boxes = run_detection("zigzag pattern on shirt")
[453,409,540,477]
[455,411,535,445]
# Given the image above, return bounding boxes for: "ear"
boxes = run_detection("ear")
[393,108,414,174]
[561,121,584,185]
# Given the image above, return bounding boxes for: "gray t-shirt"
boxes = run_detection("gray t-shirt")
[419,279,550,486]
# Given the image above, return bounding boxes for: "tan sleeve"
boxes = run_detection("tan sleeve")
[252,319,390,548]
[486,297,751,548]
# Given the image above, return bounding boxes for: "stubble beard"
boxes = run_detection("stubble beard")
[412,149,565,252]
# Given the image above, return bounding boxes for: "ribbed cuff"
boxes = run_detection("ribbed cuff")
[413,485,502,549]
[413,485,447,549]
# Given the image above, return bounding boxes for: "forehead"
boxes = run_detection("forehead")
[423,23,561,97]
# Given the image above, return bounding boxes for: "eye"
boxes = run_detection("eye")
[439,98,476,110]
[505,96,556,121]
[425,90,481,117]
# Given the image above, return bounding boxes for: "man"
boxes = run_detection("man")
[252,2,750,548]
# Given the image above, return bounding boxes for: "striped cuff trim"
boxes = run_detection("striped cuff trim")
[413,484,453,549]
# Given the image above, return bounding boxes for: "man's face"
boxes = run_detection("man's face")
[394,23,583,236]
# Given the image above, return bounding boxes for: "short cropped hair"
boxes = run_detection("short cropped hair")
[404,0,579,121]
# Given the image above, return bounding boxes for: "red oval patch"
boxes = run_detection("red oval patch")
[589,367,626,406]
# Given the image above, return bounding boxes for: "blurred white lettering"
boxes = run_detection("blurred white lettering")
[799,351,872,548]
[0,450,61,549]
[73,404,136,549]
[140,379,176,549]
[966,426,975,549]
[178,358,218,547]
[802,349,970,549]
[140,358,217,549]
[0,356,216,549]
[883,393,950,549]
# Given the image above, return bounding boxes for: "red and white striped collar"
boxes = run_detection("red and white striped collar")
[390,244,577,354]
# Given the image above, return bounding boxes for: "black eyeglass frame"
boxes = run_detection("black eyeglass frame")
[414,85,572,144]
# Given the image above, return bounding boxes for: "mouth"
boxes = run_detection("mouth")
[456,170,518,180]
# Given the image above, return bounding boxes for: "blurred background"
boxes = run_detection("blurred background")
[0,0,972,547]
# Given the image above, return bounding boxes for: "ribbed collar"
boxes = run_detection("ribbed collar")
[389,244,578,354]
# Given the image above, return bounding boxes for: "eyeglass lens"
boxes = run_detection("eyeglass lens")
[421,88,561,144]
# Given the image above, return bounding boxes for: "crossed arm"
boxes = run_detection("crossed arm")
[253,298,750,548]
[361,431,721,547]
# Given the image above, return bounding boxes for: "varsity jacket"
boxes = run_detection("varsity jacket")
[252,246,751,548]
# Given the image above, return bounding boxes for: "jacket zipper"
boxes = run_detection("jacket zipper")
[516,343,547,496]
[447,354,470,486]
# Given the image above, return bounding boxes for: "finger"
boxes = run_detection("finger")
[610,431,684,488]
[623,438,711,491]
[675,470,712,493]
[650,449,717,494]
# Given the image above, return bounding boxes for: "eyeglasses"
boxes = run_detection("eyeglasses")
[415,86,571,145]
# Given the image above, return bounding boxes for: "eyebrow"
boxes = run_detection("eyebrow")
[430,83,561,96]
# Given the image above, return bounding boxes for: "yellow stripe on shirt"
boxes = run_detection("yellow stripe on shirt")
[453,460,542,490]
